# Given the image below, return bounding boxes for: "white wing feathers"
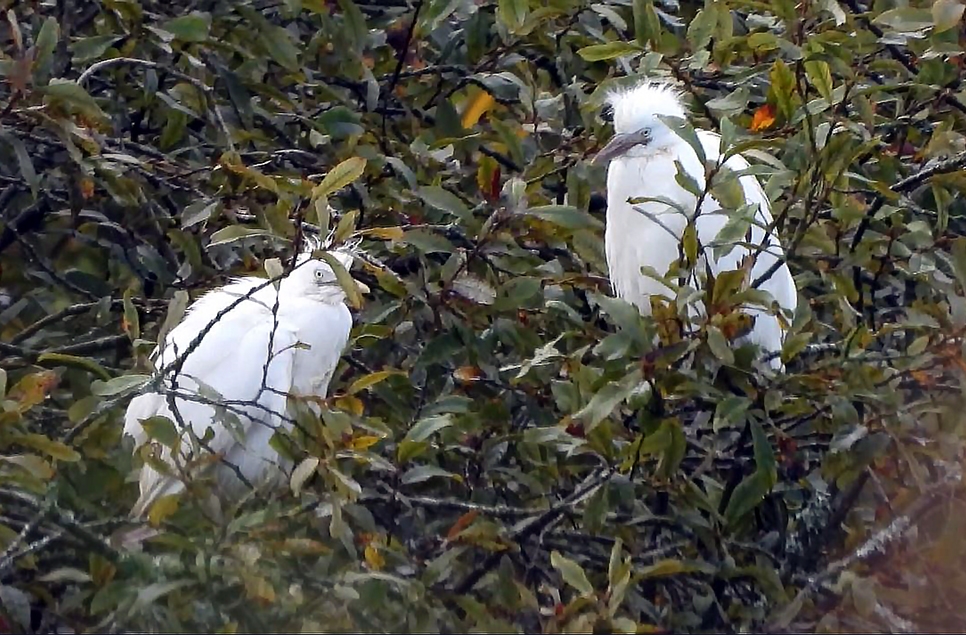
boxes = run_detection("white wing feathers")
[604,128,797,369]
[124,286,301,517]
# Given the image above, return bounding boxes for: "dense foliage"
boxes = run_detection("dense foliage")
[2,0,966,631]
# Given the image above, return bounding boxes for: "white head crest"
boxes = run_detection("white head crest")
[606,80,688,135]
[295,228,361,271]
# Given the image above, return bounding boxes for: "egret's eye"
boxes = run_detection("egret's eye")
[314,269,325,280]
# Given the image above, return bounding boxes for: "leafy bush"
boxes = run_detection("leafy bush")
[1,0,966,632]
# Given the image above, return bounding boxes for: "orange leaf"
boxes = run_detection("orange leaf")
[79,177,95,200]
[750,104,776,132]
[446,510,479,541]
[453,366,481,383]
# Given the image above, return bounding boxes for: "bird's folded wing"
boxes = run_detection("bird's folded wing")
[125,317,299,456]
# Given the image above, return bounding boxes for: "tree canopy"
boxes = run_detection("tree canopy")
[1,0,966,632]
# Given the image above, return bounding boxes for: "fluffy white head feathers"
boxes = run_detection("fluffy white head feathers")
[295,229,361,271]
[606,80,688,134]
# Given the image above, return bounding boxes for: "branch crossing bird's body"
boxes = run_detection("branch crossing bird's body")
[123,250,363,518]
[596,81,798,369]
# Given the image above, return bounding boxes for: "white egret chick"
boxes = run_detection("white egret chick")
[123,247,369,518]
[594,80,798,369]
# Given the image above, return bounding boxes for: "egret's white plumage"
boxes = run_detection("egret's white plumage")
[596,80,798,369]
[123,248,365,518]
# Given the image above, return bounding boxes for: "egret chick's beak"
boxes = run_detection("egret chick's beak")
[593,129,652,165]
[354,278,370,295]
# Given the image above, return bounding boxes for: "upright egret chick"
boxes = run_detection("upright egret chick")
[594,80,798,369]
[123,247,369,519]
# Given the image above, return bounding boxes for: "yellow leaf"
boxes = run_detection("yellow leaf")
[639,558,705,578]
[2,454,54,480]
[17,434,80,462]
[313,156,367,200]
[278,538,330,555]
[358,226,405,241]
[244,574,276,604]
[364,544,385,570]
[349,435,382,450]
[347,369,406,395]
[461,90,495,129]
[10,371,58,412]
[147,494,180,527]
[290,457,320,497]
[334,394,364,416]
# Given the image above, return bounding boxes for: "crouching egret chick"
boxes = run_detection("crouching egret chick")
[123,247,369,519]
[594,80,798,370]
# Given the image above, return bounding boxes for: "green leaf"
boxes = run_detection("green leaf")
[724,469,772,525]
[576,41,644,61]
[933,0,965,32]
[161,12,212,42]
[687,7,716,50]
[706,326,735,365]
[71,35,122,62]
[139,416,180,448]
[182,198,219,228]
[133,580,195,612]
[496,0,529,32]
[402,414,453,443]
[262,24,301,72]
[724,421,777,525]
[416,186,471,220]
[402,229,455,254]
[550,550,594,597]
[157,291,190,354]
[522,205,603,230]
[0,132,39,197]
[400,464,460,485]
[314,156,367,199]
[207,226,273,247]
[574,369,644,430]
[633,0,662,47]
[42,79,108,123]
[804,60,833,101]
[91,374,150,397]
[713,396,752,432]
[32,17,59,79]
[36,353,111,381]
[769,59,798,121]
[337,0,368,51]
[750,419,777,479]
[873,7,934,32]
[659,419,687,479]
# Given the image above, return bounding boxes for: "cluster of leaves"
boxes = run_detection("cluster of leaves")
[2,0,966,632]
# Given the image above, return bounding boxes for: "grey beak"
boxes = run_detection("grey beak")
[593,129,652,165]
